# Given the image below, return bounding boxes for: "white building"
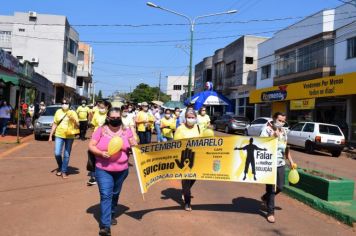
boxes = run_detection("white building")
[165,75,194,102]
[0,11,84,103]
[252,3,356,142]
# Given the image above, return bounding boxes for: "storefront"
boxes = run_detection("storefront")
[250,72,356,142]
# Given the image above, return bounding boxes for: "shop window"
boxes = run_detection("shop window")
[303,123,315,133]
[347,37,356,59]
[261,65,271,80]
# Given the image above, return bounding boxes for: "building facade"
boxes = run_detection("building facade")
[194,36,267,120]
[165,75,194,102]
[77,42,94,102]
[0,11,84,103]
[252,3,356,142]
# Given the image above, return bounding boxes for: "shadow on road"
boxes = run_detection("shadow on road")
[87,204,130,224]
[66,166,80,175]
[125,188,271,220]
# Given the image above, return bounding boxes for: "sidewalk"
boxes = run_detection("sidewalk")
[0,126,33,144]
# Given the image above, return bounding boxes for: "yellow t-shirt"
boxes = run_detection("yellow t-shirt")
[76,105,90,121]
[91,111,107,130]
[174,124,201,140]
[53,109,79,139]
[197,114,211,130]
[136,111,154,132]
[160,117,176,139]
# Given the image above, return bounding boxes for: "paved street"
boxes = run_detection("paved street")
[0,132,355,236]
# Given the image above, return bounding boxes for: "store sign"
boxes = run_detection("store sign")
[0,49,19,73]
[250,72,356,103]
[290,98,315,110]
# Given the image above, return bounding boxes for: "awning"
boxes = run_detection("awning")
[0,73,19,85]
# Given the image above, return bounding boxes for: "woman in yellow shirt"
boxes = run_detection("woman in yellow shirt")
[135,102,154,144]
[49,98,79,179]
[160,109,175,141]
[91,100,110,131]
[197,106,211,130]
[174,110,201,211]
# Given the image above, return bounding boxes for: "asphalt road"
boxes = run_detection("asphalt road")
[0,132,355,236]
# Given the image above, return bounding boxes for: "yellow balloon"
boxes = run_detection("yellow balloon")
[108,137,123,156]
[288,169,300,184]
[202,128,214,137]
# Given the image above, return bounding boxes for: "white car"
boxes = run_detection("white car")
[246,117,289,136]
[287,122,345,157]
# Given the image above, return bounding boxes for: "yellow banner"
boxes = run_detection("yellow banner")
[290,98,315,110]
[132,136,278,194]
[250,72,356,103]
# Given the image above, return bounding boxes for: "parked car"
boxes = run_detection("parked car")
[214,114,250,134]
[34,105,61,140]
[287,122,345,157]
[246,117,289,136]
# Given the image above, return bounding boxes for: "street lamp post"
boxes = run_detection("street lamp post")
[146,2,237,101]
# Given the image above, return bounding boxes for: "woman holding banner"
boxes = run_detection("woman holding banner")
[89,107,136,236]
[174,110,201,211]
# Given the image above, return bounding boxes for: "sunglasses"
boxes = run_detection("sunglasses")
[62,102,69,105]
[108,117,121,120]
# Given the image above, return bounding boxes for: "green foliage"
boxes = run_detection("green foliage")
[129,83,170,103]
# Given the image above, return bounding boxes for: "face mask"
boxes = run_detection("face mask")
[62,104,69,110]
[82,103,86,107]
[201,111,206,115]
[99,108,107,114]
[122,112,128,117]
[274,121,285,128]
[108,118,122,127]
[186,118,197,126]
[143,107,148,112]
[128,108,132,112]
[165,114,171,118]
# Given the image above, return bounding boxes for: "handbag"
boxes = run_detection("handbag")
[86,127,104,172]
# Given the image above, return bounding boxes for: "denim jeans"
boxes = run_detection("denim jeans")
[54,136,74,173]
[262,165,285,215]
[96,167,129,228]
[138,131,151,144]
[154,123,162,142]
[0,118,10,135]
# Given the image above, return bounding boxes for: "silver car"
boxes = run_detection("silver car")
[34,105,61,140]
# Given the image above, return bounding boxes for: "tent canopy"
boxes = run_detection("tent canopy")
[184,90,233,112]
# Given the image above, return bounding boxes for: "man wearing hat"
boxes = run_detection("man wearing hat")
[76,100,91,140]
[135,102,154,144]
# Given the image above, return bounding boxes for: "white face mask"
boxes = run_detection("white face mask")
[165,114,171,118]
[128,108,132,112]
[274,121,285,128]
[99,108,107,114]
[186,118,197,126]
[62,104,69,110]
[82,103,86,107]
[122,112,128,117]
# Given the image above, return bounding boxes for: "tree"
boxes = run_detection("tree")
[129,83,170,103]
[98,90,103,99]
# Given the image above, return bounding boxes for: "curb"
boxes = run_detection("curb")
[284,185,356,226]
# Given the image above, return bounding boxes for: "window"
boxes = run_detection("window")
[0,31,11,43]
[251,118,268,125]
[261,64,271,80]
[303,123,315,133]
[16,56,23,60]
[173,85,182,90]
[68,38,78,55]
[291,123,305,131]
[298,40,334,72]
[18,28,25,32]
[78,51,84,61]
[245,57,253,64]
[214,62,224,86]
[347,37,356,59]
[66,62,77,77]
[276,50,296,76]
[225,61,236,77]
[319,125,342,136]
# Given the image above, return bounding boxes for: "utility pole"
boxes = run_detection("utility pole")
[158,71,162,101]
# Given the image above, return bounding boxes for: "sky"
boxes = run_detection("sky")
[0,0,349,97]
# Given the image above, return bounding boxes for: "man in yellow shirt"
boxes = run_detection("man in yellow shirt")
[135,102,154,144]
[91,100,110,131]
[160,109,175,141]
[49,98,79,179]
[76,100,91,140]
